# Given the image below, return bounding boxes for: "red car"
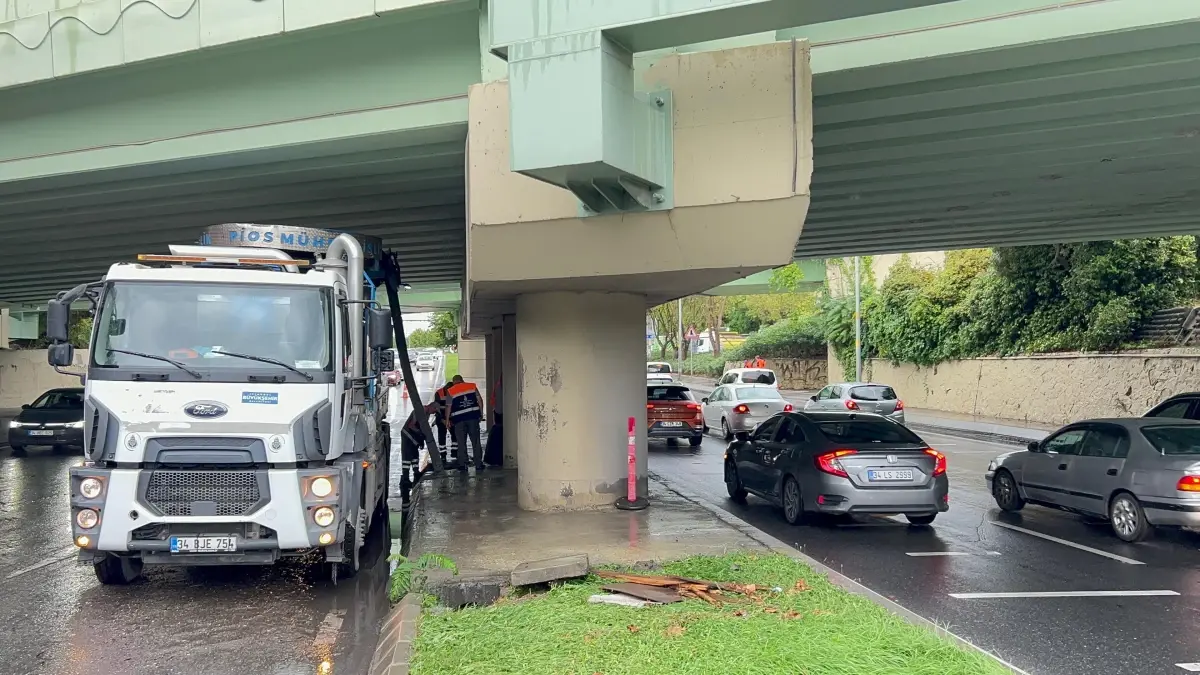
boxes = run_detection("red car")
[647,384,704,447]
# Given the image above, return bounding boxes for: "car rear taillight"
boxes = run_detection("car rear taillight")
[1177,475,1200,492]
[895,400,904,411]
[844,399,859,411]
[783,404,793,412]
[646,403,655,410]
[733,404,750,414]
[925,448,947,476]
[685,403,701,411]
[816,449,857,478]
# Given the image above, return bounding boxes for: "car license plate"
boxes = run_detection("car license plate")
[27,430,53,436]
[660,421,684,427]
[867,469,913,481]
[170,536,237,553]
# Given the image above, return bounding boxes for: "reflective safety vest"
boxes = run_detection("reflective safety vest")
[490,378,501,411]
[447,381,483,423]
[755,358,766,368]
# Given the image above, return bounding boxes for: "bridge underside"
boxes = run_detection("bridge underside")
[796,2,1200,259]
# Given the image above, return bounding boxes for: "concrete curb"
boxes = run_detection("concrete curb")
[368,593,422,675]
[648,471,1032,675]
[908,422,1038,447]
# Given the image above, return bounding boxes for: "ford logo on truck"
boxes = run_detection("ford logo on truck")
[184,401,228,419]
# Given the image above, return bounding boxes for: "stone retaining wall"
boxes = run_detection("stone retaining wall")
[837,349,1200,426]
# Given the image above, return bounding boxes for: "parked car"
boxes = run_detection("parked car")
[1144,393,1200,419]
[806,382,905,426]
[647,362,675,385]
[7,387,86,455]
[407,349,418,365]
[724,411,949,525]
[701,383,792,440]
[716,368,777,387]
[647,384,704,447]
[986,417,1200,542]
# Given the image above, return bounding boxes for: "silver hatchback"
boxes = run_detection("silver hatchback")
[986,418,1200,542]
[805,382,905,426]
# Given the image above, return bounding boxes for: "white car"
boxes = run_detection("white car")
[416,354,437,371]
[647,361,675,385]
[716,367,778,388]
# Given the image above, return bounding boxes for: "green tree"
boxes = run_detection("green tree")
[429,311,459,348]
[407,328,440,348]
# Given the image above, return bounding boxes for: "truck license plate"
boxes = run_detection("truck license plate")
[170,536,237,553]
[867,470,913,481]
[660,421,684,427]
[28,430,53,436]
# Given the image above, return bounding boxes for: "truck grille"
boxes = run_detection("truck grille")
[144,470,261,517]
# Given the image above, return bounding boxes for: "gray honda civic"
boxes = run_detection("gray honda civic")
[724,411,949,525]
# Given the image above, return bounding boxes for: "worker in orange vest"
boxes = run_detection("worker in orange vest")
[754,355,766,368]
[445,375,485,471]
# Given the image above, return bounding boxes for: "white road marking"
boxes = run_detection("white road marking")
[951,590,1179,599]
[312,609,345,647]
[990,520,1145,565]
[906,551,1001,557]
[1177,664,1200,672]
[4,546,78,581]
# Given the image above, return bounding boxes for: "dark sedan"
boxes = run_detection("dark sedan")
[724,411,949,525]
[7,388,85,455]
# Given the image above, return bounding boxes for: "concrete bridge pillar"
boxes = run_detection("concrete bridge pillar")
[514,291,647,510]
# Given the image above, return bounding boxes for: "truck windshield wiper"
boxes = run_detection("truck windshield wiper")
[106,348,203,379]
[211,348,315,381]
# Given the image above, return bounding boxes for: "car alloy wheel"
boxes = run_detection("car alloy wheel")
[782,476,803,525]
[721,419,733,441]
[1109,493,1149,542]
[993,471,1024,512]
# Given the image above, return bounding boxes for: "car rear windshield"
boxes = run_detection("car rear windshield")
[735,386,782,400]
[648,387,692,402]
[1141,425,1200,455]
[816,419,924,445]
[850,386,897,401]
[647,363,672,374]
[740,370,776,384]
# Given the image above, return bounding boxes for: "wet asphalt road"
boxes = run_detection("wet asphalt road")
[0,362,444,675]
[649,428,1200,675]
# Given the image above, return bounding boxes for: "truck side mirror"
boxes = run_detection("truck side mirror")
[367,307,393,350]
[46,299,70,343]
[48,342,75,367]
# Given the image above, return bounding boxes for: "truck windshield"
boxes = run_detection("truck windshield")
[92,282,334,374]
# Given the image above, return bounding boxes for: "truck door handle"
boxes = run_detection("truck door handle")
[1058,463,1068,470]
[1107,468,1118,476]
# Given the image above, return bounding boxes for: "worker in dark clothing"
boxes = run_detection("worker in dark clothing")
[399,403,437,502]
[432,381,454,466]
[445,375,485,471]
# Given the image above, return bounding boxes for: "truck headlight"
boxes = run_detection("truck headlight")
[313,506,335,527]
[79,478,103,499]
[310,477,334,498]
[76,508,99,529]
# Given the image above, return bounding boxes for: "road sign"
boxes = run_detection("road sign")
[684,326,699,341]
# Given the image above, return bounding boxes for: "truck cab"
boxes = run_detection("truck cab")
[46,224,396,585]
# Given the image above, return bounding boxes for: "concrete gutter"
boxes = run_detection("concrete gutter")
[649,473,1032,675]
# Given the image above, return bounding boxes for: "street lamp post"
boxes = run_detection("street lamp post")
[854,256,862,382]
[677,298,684,361]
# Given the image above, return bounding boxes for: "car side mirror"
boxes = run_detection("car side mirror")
[367,307,392,350]
[701,397,708,403]
[1027,441,1041,452]
[21,404,30,410]
[735,431,750,442]
[809,395,818,402]
[48,342,75,367]
[46,299,70,343]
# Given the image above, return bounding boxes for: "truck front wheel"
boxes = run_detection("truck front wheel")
[332,510,364,581]
[94,554,143,585]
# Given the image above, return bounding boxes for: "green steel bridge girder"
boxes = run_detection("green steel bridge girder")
[490,0,955,215]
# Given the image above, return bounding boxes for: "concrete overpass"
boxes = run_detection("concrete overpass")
[2,0,1199,511]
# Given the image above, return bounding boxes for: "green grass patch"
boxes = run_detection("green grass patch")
[443,352,459,380]
[411,552,1007,675]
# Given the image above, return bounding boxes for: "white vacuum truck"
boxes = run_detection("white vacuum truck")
[45,224,403,584]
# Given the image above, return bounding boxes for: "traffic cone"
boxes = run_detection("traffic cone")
[402,386,409,400]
